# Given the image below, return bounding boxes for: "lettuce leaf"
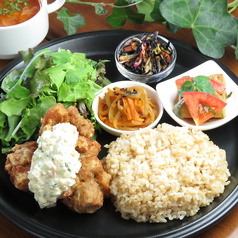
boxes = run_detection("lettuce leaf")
[0,48,110,153]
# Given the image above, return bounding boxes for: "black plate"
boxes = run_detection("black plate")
[0,30,238,238]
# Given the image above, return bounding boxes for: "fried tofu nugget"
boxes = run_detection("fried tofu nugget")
[5,141,37,192]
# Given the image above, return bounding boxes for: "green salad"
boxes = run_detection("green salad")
[0,48,111,153]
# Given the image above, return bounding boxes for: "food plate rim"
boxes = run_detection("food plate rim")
[0,30,238,238]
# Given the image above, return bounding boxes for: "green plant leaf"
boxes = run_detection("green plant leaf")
[0,98,30,117]
[95,3,107,15]
[21,96,56,137]
[127,7,145,24]
[19,48,35,63]
[106,0,144,28]
[0,48,110,152]
[150,0,181,33]
[136,0,154,22]
[5,79,30,99]
[160,0,238,58]
[150,0,165,23]
[236,26,238,59]
[1,70,20,94]
[19,48,51,81]
[165,22,181,33]
[56,7,86,35]
[106,6,127,28]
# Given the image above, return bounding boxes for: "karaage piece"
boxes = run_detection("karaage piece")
[67,105,94,138]
[39,103,94,138]
[39,103,68,135]
[5,141,110,214]
[5,141,37,192]
[5,102,111,214]
[76,135,101,158]
[79,156,111,197]
[61,156,111,213]
[62,179,104,214]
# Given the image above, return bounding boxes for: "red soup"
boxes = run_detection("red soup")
[0,0,40,26]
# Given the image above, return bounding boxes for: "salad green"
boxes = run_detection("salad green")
[0,48,110,153]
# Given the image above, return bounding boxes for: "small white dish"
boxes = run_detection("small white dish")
[92,80,164,136]
[156,60,238,130]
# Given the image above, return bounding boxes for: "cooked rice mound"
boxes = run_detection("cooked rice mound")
[102,123,231,223]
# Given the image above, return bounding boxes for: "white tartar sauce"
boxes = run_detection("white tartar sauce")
[28,123,81,209]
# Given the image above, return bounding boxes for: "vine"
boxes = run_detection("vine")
[56,0,238,59]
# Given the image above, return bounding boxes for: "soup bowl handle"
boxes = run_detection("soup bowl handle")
[46,0,66,14]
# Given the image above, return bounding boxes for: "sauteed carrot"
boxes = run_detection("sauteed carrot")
[98,86,158,130]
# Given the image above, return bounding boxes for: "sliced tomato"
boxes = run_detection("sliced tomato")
[209,79,226,95]
[175,77,194,89]
[182,91,227,126]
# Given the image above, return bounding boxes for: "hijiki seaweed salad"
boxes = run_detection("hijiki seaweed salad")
[118,31,173,75]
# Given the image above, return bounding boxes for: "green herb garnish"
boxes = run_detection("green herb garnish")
[0,0,29,15]
[178,75,215,97]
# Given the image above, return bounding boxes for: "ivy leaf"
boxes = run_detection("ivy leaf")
[236,26,238,59]
[160,0,238,58]
[56,7,86,35]
[136,0,154,22]
[151,0,180,33]
[127,7,145,24]
[150,0,165,23]
[95,4,107,15]
[106,0,144,28]
[106,7,127,28]
[166,22,181,33]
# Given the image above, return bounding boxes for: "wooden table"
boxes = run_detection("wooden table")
[0,1,238,238]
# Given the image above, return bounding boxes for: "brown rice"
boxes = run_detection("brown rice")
[102,123,230,223]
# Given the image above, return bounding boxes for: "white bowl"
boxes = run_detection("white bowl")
[156,60,238,130]
[92,81,164,136]
[0,0,65,59]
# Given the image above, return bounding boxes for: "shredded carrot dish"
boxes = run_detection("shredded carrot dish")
[98,86,158,130]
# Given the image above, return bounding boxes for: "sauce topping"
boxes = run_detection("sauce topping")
[28,123,81,209]
[0,0,40,26]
